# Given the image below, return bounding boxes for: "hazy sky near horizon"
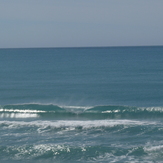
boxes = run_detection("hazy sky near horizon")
[1,0,163,48]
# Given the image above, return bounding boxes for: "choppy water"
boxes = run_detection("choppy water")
[0,46,163,162]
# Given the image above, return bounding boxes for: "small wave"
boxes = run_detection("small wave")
[1,104,163,120]
[0,103,63,112]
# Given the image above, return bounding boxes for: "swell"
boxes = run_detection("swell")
[1,104,163,120]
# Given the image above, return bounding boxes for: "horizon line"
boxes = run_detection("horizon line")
[0,45,163,50]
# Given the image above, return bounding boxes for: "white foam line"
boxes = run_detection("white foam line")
[0,119,158,128]
[102,110,120,113]
[0,109,46,113]
[144,145,163,152]
[0,113,39,118]
[59,105,93,110]
[138,107,163,112]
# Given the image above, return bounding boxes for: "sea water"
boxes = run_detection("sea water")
[0,46,163,162]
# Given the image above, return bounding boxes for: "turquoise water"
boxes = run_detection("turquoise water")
[0,46,163,162]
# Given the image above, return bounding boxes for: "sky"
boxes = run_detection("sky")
[0,0,163,48]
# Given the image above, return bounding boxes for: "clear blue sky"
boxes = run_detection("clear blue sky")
[1,0,163,48]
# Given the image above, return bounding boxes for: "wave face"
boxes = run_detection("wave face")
[1,104,163,120]
[1,104,163,162]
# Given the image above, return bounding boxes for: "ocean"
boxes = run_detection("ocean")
[0,46,163,162]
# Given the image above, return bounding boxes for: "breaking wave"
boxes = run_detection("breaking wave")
[0,103,163,120]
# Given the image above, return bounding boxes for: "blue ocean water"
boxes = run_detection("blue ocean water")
[0,46,163,162]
